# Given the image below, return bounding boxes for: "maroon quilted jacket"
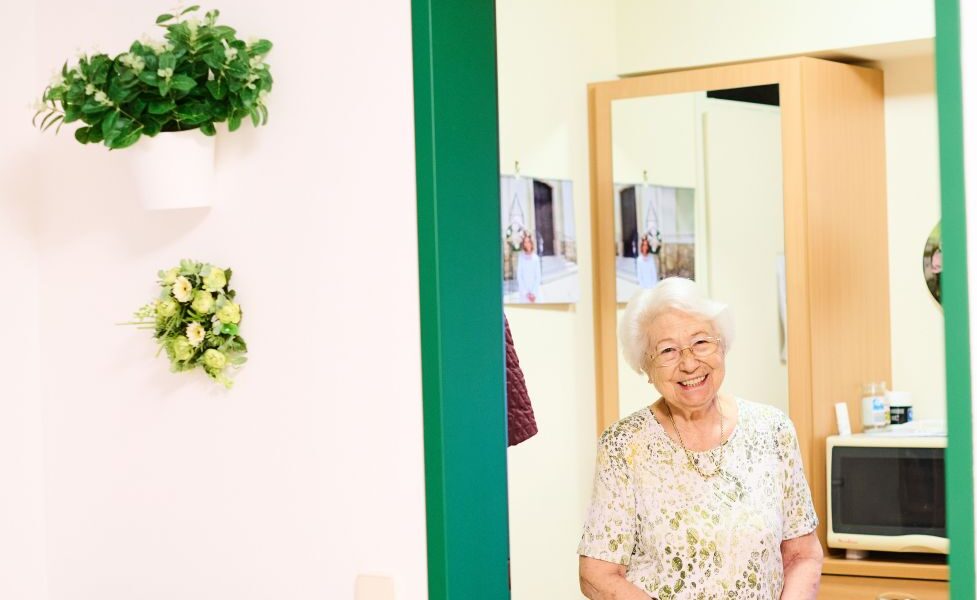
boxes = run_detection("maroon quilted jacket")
[505,315,538,446]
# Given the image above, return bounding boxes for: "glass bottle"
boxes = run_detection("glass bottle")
[860,381,889,430]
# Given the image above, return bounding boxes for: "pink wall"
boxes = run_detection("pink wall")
[7,1,428,598]
[0,1,48,598]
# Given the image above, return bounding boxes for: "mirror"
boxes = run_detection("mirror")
[495,11,946,597]
[610,90,789,418]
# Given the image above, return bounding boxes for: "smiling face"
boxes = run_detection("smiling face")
[645,309,726,413]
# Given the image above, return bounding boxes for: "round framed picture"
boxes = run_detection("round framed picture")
[923,222,942,305]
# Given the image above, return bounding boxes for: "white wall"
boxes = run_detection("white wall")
[7,1,428,599]
[496,1,617,598]
[614,0,934,75]
[0,1,48,598]
[879,53,946,422]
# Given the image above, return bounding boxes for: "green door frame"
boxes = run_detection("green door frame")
[411,1,510,598]
[412,1,975,598]
[935,0,975,597]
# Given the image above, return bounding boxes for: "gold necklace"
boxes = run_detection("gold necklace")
[663,399,725,478]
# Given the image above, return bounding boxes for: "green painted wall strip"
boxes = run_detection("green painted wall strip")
[412,1,510,598]
[935,0,975,595]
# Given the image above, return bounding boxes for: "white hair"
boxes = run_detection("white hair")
[618,277,735,374]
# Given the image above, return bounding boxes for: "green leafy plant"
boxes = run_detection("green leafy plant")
[34,6,273,149]
[124,259,248,388]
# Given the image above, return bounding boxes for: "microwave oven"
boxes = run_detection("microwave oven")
[826,434,947,554]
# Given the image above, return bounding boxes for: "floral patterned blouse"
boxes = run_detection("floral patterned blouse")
[578,398,818,600]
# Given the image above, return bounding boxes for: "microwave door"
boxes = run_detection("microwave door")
[831,446,946,539]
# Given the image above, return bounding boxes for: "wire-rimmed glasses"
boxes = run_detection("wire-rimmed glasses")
[647,336,722,368]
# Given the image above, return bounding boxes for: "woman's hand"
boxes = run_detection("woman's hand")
[780,532,823,600]
[579,556,652,599]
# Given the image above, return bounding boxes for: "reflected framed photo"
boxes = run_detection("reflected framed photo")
[613,183,696,303]
[500,175,580,304]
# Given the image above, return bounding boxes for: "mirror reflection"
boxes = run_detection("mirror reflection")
[495,4,947,599]
[611,90,788,419]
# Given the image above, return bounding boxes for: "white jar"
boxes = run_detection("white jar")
[861,382,888,430]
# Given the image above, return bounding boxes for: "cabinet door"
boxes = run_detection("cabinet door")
[818,574,948,600]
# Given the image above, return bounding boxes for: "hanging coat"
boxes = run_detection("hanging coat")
[505,315,538,446]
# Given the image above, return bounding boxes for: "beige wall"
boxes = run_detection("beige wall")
[496,1,617,598]
[614,0,933,75]
[878,53,946,422]
[4,1,428,598]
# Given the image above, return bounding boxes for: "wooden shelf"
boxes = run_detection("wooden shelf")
[823,554,949,581]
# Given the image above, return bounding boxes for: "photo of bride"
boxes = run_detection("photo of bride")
[501,174,580,304]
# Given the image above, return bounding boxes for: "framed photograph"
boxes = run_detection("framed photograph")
[613,183,696,302]
[500,175,580,304]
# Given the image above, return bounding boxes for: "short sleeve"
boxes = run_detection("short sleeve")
[778,418,819,540]
[577,428,638,565]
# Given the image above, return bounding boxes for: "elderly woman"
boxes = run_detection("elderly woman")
[578,277,822,599]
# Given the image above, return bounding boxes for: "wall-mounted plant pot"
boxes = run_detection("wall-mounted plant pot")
[130,130,215,210]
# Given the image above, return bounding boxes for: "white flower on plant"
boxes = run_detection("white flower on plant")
[172,276,193,303]
[119,53,146,74]
[94,90,113,108]
[221,39,238,62]
[248,55,265,70]
[157,67,174,80]
[186,322,206,347]
[85,83,96,95]
[140,36,172,54]
[49,71,66,89]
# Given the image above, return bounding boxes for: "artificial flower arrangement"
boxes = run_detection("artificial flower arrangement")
[33,6,273,149]
[128,259,247,388]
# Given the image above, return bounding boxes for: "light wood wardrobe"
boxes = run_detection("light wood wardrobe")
[587,57,948,598]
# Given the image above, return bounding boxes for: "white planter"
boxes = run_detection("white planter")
[130,130,215,210]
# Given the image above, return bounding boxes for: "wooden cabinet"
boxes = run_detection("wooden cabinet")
[819,575,948,600]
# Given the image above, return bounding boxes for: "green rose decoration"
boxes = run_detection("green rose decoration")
[202,349,227,370]
[161,267,180,285]
[157,297,179,318]
[171,336,194,361]
[126,259,247,389]
[216,302,241,324]
[202,267,227,292]
[191,290,215,314]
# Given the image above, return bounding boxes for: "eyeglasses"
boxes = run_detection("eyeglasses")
[647,336,722,368]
